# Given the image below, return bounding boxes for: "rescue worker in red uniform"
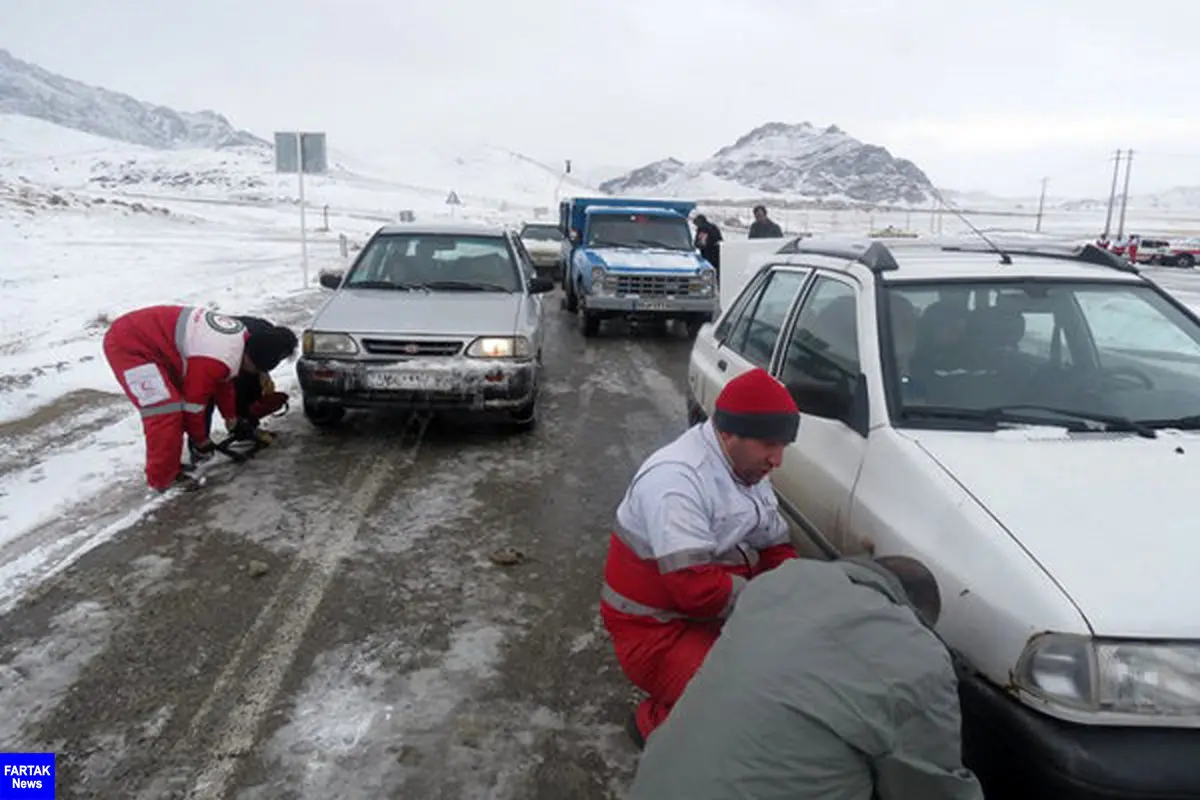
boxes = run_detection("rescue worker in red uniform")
[600,367,801,747]
[102,305,298,492]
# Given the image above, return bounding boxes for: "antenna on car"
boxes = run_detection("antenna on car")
[927,186,1012,265]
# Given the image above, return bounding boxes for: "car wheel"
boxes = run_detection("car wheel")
[303,398,345,428]
[511,391,538,432]
[563,278,579,313]
[1179,253,1195,268]
[581,310,601,337]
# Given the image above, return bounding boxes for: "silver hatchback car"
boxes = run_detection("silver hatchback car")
[296,222,554,429]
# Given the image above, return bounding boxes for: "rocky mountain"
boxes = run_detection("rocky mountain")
[600,122,935,205]
[0,48,266,150]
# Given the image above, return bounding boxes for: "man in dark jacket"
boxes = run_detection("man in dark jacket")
[626,554,984,800]
[748,205,784,238]
[692,214,724,275]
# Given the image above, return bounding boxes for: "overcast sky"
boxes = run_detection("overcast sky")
[6,0,1200,197]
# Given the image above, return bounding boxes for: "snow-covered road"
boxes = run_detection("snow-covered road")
[0,298,697,798]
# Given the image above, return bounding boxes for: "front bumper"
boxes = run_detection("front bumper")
[958,667,1200,799]
[583,294,717,315]
[297,355,536,412]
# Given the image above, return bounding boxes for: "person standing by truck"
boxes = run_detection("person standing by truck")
[747,205,784,239]
[692,214,724,276]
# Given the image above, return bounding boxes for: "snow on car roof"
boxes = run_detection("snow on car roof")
[377,221,507,237]
[881,249,1141,283]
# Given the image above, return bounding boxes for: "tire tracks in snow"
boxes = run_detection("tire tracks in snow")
[136,415,432,800]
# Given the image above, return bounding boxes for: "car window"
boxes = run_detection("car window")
[586,213,693,251]
[715,270,769,342]
[344,233,520,292]
[726,269,810,368]
[509,235,535,282]
[521,224,563,242]
[778,277,860,390]
[882,279,1200,428]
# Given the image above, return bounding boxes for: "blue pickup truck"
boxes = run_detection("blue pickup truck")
[558,196,719,337]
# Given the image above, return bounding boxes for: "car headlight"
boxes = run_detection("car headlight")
[302,331,359,356]
[698,267,716,284]
[466,336,532,359]
[591,267,605,284]
[1014,633,1200,722]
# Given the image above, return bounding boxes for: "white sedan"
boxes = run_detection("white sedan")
[688,237,1200,799]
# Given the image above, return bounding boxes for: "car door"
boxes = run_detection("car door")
[694,266,812,412]
[769,273,869,554]
[509,233,545,350]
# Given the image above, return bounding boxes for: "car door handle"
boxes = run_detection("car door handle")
[717,359,727,371]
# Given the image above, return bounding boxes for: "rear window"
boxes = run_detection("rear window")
[520,224,563,242]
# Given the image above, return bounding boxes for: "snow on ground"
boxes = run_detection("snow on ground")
[0,111,567,611]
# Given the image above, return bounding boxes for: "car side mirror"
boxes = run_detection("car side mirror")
[318,271,344,290]
[787,379,852,421]
[528,277,555,294]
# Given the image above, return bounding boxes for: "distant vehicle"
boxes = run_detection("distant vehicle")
[518,221,566,284]
[688,237,1200,799]
[296,222,554,430]
[558,196,718,338]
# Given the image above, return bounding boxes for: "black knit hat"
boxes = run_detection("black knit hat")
[244,326,298,372]
[711,368,800,443]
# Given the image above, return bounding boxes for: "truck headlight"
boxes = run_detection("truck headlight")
[302,331,359,356]
[698,267,716,284]
[1014,633,1200,721]
[591,266,606,284]
[466,336,533,359]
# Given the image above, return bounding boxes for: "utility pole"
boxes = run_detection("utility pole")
[1116,149,1134,240]
[1103,149,1123,240]
[1035,177,1048,233]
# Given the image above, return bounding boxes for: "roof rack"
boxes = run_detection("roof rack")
[940,243,1138,274]
[774,238,900,272]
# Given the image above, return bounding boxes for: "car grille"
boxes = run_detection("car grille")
[361,338,463,356]
[610,274,698,297]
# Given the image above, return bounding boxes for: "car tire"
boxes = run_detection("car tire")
[511,392,538,432]
[564,278,579,313]
[303,398,345,428]
[581,310,601,337]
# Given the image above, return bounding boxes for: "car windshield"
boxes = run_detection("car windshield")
[520,224,563,242]
[881,279,1200,431]
[585,213,692,250]
[344,233,519,292]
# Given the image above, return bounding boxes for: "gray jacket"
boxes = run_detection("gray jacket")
[626,558,984,800]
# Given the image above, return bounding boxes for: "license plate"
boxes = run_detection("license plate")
[365,370,446,391]
[637,300,671,311]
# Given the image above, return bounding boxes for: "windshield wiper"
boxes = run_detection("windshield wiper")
[420,280,511,292]
[346,280,421,291]
[902,404,1156,438]
[587,239,634,249]
[635,238,687,250]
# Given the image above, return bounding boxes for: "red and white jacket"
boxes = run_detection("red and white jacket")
[601,421,798,628]
[108,305,248,443]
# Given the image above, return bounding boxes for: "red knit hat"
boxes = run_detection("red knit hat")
[713,368,800,443]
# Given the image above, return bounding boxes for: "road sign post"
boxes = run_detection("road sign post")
[274,131,328,288]
[446,190,461,219]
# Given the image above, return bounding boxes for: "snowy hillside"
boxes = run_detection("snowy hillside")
[0,113,594,218]
[0,48,265,149]
[600,122,935,206]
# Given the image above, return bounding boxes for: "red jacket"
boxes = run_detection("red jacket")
[107,305,246,443]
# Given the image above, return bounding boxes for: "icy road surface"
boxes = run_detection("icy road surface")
[0,298,698,799]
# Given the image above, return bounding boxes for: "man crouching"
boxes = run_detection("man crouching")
[599,367,801,746]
